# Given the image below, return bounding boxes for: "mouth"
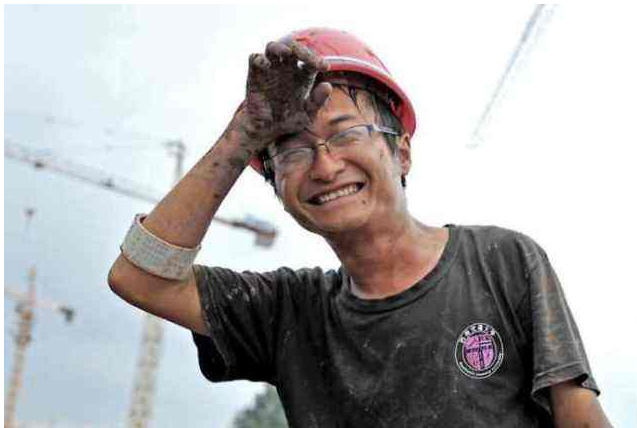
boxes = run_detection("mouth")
[308,183,365,206]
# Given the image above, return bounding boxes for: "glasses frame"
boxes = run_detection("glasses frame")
[263,123,399,175]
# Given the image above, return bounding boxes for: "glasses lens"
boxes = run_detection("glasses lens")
[270,125,379,173]
[273,147,313,172]
[328,125,370,149]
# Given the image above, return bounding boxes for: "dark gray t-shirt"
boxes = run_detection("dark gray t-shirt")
[191,225,598,427]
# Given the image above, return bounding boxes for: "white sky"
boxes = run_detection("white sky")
[3,5,636,428]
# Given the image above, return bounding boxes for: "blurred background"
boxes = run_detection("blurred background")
[4,5,636,428]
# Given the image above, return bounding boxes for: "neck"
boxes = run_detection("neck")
[324,215,449,299]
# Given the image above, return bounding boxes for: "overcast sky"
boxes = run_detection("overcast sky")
[4,5,636,428]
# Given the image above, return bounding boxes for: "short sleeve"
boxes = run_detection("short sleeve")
[519,240,600,412]
[190,264,298,384]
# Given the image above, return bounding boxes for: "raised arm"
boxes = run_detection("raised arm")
[107,41,331,334]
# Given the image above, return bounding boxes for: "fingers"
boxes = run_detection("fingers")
[261,40,327,73]
[305,82,332,118]
[288,41,327,72]
[247,53,271,90]
[265,41,293,64]
[248,53,271,75]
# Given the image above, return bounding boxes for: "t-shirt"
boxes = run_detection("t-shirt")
[191,225,599,427]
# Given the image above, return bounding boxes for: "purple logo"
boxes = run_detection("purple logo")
[455,323,504,379]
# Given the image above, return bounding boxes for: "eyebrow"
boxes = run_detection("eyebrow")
[328,114,358,127]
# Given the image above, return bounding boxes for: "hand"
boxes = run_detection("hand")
[238,40,332,148]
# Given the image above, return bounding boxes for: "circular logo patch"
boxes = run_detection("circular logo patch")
[455,323,504,379]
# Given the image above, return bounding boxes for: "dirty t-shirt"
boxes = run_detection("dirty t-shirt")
[191,225,599,427]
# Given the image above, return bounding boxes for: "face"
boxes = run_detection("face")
[270,88,411,237]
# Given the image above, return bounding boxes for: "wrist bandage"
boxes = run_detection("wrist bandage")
[120,214,201,280]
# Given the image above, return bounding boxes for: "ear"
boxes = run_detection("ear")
[396,133,412,177]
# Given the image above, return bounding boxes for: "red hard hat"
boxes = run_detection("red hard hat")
[248,27,417,175]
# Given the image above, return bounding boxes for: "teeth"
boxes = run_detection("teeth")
[317,184,359,204]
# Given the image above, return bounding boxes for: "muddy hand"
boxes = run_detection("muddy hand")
[240,40,332,147]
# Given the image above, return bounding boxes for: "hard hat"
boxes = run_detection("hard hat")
[248,27,416,175]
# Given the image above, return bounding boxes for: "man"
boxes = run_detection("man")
[108,28,611,427]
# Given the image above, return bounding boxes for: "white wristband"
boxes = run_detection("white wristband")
[120,214,201,281]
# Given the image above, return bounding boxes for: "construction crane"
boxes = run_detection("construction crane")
[4,210,76,428]
[4,140,278,247]
[5,140,277,428]
[470,4,557,146]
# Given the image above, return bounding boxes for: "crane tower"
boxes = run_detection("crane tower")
[4,209,76,428]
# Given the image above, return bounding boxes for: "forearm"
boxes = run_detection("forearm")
[142,113,258,248]
[107,113,261,327]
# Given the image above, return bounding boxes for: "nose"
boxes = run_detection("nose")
[308,144,345,182]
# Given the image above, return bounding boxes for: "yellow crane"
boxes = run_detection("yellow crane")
[4,209,76,428]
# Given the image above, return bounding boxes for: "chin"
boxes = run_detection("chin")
[294,208,372,236]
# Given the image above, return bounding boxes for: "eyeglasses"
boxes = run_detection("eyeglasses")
[264,123,399,175]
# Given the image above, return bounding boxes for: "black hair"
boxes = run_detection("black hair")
[259,82,407,192]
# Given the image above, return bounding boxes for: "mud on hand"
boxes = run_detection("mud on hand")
[241,40,332,148]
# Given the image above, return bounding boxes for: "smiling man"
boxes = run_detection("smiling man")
[108,28,611,427]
